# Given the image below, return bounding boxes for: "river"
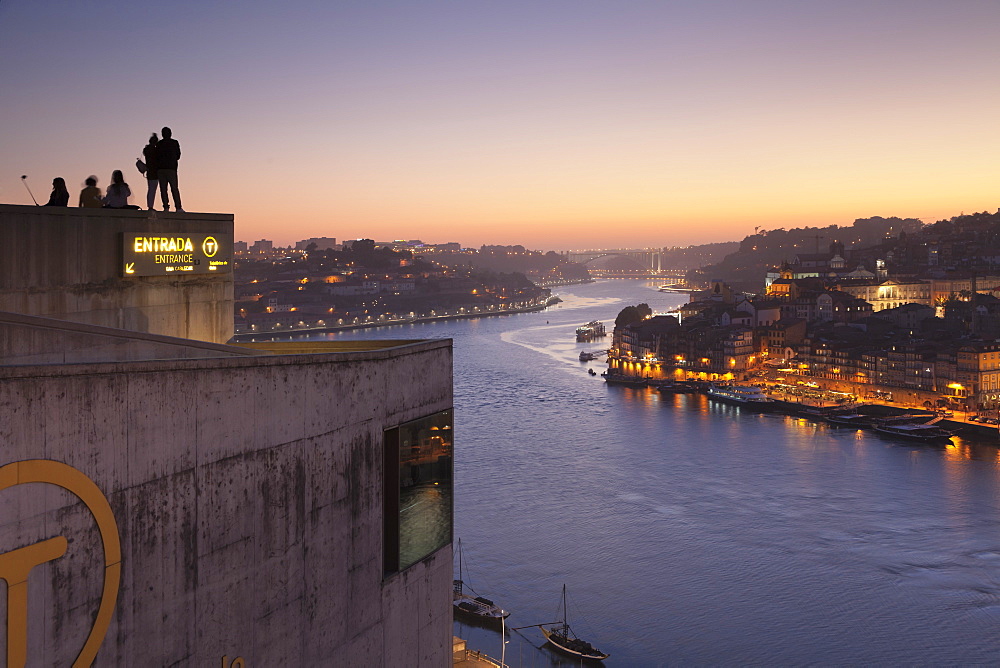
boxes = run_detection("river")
[301,279,1000,666]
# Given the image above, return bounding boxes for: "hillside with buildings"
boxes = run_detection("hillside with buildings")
[234,238,554,334]
[660,241,740,270]
[420,245,592,285]
[610,209,1000,415]
[685,216,923,290]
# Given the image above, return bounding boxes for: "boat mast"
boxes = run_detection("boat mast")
[561,584,568,631]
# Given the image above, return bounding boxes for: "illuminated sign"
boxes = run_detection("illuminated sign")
[0,459,121,666]
[122,233,232,276]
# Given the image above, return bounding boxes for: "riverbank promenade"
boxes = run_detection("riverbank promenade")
[233,297,559,339]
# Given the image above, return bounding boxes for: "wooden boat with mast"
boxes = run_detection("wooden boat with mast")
[540,584,609,661]
[452,539,510,624]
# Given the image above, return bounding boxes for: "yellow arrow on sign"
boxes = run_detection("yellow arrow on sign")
[124,263,135,274]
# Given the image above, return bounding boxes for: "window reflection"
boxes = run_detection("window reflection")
[384,409,453,574]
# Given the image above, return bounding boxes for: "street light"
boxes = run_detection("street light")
[500,615,508,668]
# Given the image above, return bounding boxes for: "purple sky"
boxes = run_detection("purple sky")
[2,0,998,249]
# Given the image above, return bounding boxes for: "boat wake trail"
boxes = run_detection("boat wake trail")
[498,294,618,363]
[548,294,623,312]
[500,325,590,370]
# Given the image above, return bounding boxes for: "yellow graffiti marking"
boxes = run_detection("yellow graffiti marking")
[0,460,121,668]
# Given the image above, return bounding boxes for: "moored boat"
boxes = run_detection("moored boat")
[602,372,647,387]
[540,585,609,661]
[826,413,872,428]
[707,384,775,410]
[453,539,510,624]
[873,421,953,443]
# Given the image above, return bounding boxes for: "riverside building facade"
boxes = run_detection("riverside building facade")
[0,205,452,665]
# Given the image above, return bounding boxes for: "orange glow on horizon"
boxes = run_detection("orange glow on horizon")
[4,3,1000,250]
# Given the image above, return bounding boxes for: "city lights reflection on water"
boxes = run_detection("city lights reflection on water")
[305,280,1000,666]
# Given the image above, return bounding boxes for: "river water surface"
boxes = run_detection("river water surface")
[305,279,1000,666]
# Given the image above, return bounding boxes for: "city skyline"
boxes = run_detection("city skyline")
[1,0,998,250]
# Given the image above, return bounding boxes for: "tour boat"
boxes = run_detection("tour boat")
[826,413,872,428]
[579,351,596,361]
[452,539,510,624]
[540,585,609,661]
[575,321,607,342]
[873,421,953,443]
[706,384,774,409]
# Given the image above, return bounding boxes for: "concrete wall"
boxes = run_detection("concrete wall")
[0,204,234,343]
[0,337,453,666]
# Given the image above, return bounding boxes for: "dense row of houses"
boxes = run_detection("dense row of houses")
[608,273,1000,410]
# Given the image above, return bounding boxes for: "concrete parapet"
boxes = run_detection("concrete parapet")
[0,310,260,365]
[0,325,453,665]
[0,204,234,343]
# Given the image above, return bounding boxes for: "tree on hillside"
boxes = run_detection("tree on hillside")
[615,303,652,328]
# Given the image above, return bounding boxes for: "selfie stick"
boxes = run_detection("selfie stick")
[20,175,39,206]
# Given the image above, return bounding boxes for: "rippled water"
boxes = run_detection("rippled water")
[306,280,1000,666]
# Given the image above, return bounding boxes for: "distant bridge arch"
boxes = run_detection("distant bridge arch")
[563,248,664,273]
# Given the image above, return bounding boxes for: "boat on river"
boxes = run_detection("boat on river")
[826,412,872,428]
[541,585,609,661]
[453,539,510,624]
[873,419,953,443]
[576,321,607,342]
[602,372,647,387]
[706,384,774,410]
[580,351,596,361]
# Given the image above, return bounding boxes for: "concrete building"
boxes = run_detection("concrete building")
[0,207,453,666]
[251,239,274,253]
[838,278,931,311]
[0,204,234,343]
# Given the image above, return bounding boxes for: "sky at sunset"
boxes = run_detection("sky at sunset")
[1,1,998,250]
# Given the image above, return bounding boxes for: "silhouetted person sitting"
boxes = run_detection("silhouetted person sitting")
[156,126,183,212]
[102,170,139,209]
[79,176,102,208]
[141,133,159,210]
[44,177,69,206]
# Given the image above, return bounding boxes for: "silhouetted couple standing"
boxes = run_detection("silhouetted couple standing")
[141,127,183,212]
